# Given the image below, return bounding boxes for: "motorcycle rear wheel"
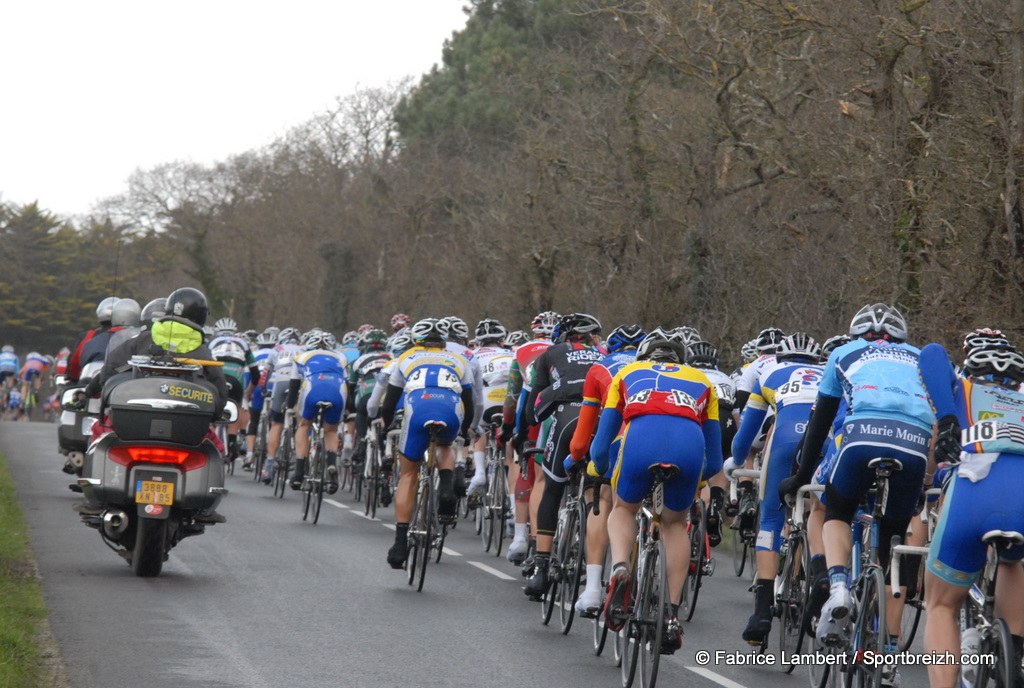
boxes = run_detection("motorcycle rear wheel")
[131,518,167,577]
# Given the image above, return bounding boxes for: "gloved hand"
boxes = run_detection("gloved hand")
[934,414,962,465]
[497,423,514,449]
[67,396,87,412]
[586,462,603,479]
[563,456,585,476]
[778,474,804,505]
[513,430,530,456]
[722,456,742,481]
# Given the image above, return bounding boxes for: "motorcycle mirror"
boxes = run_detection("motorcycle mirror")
[54,374,68,387]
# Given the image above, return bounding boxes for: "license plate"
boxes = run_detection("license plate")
[136,480,174,505]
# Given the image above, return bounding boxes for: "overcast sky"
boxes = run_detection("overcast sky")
[0,1,469,219]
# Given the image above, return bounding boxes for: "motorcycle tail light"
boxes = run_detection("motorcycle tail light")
[108,445,208,472]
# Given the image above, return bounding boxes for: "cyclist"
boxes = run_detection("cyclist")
[54,347,70,378]
[259,328,304,484]
[918,341,1024,688]
[466,318,513,501]
[594,332,723,654]
[503,310,559,564]
[779,304,933,657]
[564,323,646,616]
[347,328,392,466]
[66,297,119,383]
[18,350,53,403]
[685,340,736,549]
[243,330,277,470]
[210,321,260,465]
[731,333,824,644]
[521,313,606,600]
[380,318,475,569]
[0,345,19,389]
[390,313,411,334]
[286,331,348,494]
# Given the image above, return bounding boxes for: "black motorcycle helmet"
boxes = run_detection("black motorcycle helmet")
[164,288,210,328]
[140,297,167,329]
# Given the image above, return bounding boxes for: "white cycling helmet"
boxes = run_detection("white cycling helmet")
[849,303,908,342]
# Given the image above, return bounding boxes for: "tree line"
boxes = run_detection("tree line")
[3,0,1023,361]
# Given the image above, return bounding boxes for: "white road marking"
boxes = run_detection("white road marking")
[467,561,516,580]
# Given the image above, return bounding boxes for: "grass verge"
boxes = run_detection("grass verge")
[0,450,67,687]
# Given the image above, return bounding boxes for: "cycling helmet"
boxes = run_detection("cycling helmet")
[636,332,688,364]
[503,330,530,348]
[755,327,786,353]
[606,324,647,353]
[444,316,470,342]
[673,326,702,346]
[165,287,209,327]
[963,347,1024,386]
[475,318,507,346]
[96,296,119,324]
[686,341,719,369]
[341,330,360,345]
[962,328,1014,355]
[391,313,411,331]
[775,332,821,362]
[202,325,215,340]
[388,331,414,355]
[255,331,276,347]
[140,298,167,329]
[2,344,14,354]
[277,327,301,344]
[357,323,375,335]
[558,313,602,340]
[821,334,853,358]
[360,328,389,352]
[263,326,280,341]
[305,331,337,351]
[214,317,237,335]
[740,339,759,363]
[110,298,141,328]
[411,318,449,345]
[530,311,560,338]
[849,303,908,342]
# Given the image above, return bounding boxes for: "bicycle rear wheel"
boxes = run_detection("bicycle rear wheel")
[558,503,585,635]
[847,567,886,687]
[365,445,379,518]
[494,466,509,557]
[778,531,809,672]
[975,617,1015,688]
[621,609,641,688]
[481,466,495,552]
[639,541,667,688]
[732,524,748,576]
[682,500,707,622]
[312,447,326,524]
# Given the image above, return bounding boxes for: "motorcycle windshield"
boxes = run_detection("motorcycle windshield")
[106,327,141,361]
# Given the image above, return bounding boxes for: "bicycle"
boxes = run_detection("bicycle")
[956,529,1024,688]
[273,411,296,499]
[617,463,678,688]
[729,467,761,578]
[406,420,448,592]
[363,418,385,518]
[889,486,941,652]
[539,464,588,635]
[251,403,270,481]
[300,401,333,524]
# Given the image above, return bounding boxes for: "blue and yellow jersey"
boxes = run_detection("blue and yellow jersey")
[388,346,472,393]
[292,349,348,383]
[745,361,824,415]
[604,360,719,425]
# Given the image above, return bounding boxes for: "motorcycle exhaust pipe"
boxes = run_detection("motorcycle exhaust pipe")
[102,509,129,538]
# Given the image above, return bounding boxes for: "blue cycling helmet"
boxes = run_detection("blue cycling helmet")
[606,324,647,353]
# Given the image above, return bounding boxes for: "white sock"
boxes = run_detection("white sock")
[473,450,486,477]
[585,564,604,594]
[514,524,528,541]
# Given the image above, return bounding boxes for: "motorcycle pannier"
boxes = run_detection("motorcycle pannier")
[106,377,217,445]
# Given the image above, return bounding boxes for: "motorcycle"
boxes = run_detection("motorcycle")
[56,361,104,478]
[74,354,236,577]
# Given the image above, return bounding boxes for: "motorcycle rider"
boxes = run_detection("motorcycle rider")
[66,296,119,382]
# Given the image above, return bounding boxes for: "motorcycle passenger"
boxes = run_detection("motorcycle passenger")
[66,297,119,383]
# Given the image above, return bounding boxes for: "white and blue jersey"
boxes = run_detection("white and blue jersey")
[0,351,18,373]
[291,349,348,425]
[388,346,472,460]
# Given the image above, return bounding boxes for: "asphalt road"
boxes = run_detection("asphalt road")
[2,421,931,688]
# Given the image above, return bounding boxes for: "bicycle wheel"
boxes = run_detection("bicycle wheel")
[897,553,925,652]
[639,541,667,688]
[558,504,584,635]
[594,543,612,655]
[808,640,844,688]
[312,443,326,524]
[975,617,1015,688]
[494,465,509,557]
[847,567,886,688]
[365,444,379,518]
[778,531,809,672]
[621,580,642,688]
[481,463,495,552]
[301,460,313,521]
[732,524,748,576]
[682,499,707,622]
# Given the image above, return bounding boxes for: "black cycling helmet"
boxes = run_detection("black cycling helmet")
[849,303,907,342]
[637,330,688,363]
[821,334,852,358]
[475,318,507,346]
[558,313,602,341]
[140,298,167,329]
[962,328,1014,356]
[964,347,1024,386]
[360,328,389,352]
[686,340,719,369]
[164,287,209,328]
[503,330,530,348]
[606,324,647,353]
[411,318,449,346]
[673,326,702,347]
[755,327,786,354]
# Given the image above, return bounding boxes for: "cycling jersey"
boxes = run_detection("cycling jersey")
[470,344,512,427]
[0,351,18,373]
[524,341,605,425]
[569,350,637,465]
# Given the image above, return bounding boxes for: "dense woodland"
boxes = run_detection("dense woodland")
[3,0,1024,359]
